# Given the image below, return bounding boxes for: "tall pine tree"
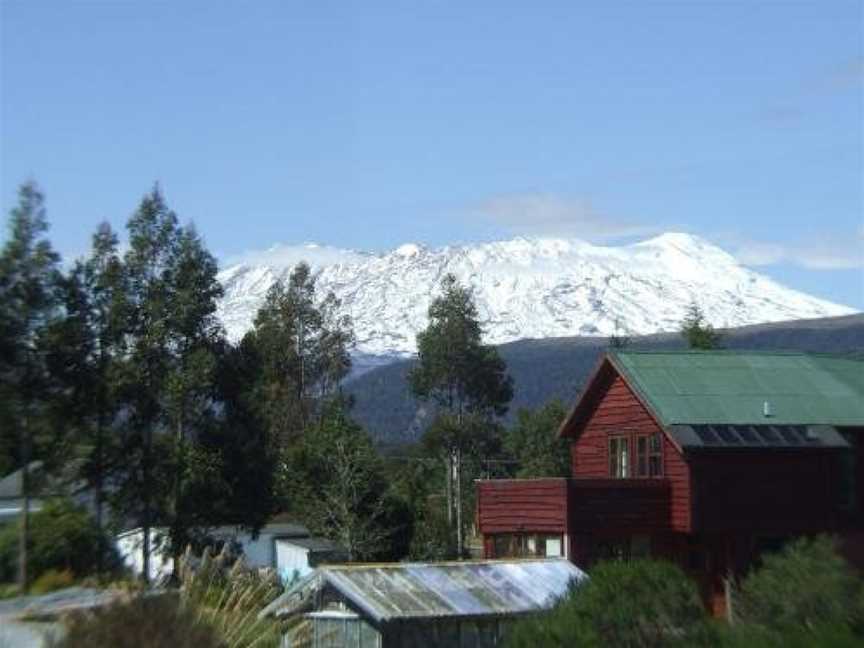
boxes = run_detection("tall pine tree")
[44,223,128,573]
[246,262,354,451]
[0,182,62,592]
[121,186,180,583]
[163,224,225,573]
[408,273,513,556]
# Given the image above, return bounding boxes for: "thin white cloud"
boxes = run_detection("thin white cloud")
[221,243,369,270]
[471,193,658,241]
[733,229,864,270]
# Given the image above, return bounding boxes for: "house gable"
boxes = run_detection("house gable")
[564,357,692,532]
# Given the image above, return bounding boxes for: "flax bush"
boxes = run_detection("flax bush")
[178,544,285,648]
[58,544,284,648]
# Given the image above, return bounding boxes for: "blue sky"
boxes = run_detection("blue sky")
[1,1,862,308]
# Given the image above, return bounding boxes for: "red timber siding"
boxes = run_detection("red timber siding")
[690,450,843,534]
[570,370,692,532]
[568,479,670,533]
[476,479,568,535]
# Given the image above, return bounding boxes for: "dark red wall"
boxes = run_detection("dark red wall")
[568,478,670,533]
[570,367,692,532]
[690,450,842,534]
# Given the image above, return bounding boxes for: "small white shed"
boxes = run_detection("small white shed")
[275,537,348,583]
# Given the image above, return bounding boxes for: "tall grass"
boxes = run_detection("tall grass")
[178,544,285,648]
[56,544,285,648]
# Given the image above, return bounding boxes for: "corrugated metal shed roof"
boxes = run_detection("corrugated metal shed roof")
[263,559,584,623]
[610,351,864,427]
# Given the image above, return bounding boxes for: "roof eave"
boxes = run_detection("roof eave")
[557,353,614,439]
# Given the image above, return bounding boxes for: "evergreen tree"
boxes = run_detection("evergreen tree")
[202,336,275,531]
[246,262,354,450]
[119,186,181,583]
[163,224,225,573]
[681,302,723,350]
[117,188,230,580]
[0,181,62,592]
[44,223,128,573]
[280,408,395,561]
[608,317,631,350]
[408,273,513,555]
[504,400,571,478]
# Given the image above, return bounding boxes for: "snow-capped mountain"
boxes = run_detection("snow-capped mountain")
[217,233,856,360]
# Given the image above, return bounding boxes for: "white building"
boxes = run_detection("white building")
[116,521,343,583]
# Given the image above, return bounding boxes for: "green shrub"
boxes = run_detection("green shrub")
[60,593,222,648]
[30,568,75,594]
[0,498,120,582]
[506,559,708,647]
[717,622,862,648]
[735,535,864,634]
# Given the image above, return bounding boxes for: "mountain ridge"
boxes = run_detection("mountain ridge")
[216,233,855,358]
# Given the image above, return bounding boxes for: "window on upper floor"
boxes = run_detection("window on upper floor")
[609,432,663,478]
[609,436,630,478]
[636,433,663,478]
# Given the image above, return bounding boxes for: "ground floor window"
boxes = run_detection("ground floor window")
[592,534,651,562]
[493,533,564,559]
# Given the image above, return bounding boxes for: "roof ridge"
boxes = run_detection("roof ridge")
[323,557,567,570]
[612,349,863,360]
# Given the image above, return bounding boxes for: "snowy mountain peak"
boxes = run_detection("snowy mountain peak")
[216,234,856,359]
[394,243,425,257]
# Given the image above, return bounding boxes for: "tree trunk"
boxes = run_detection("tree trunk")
[172,414,184,579]
[18,414,29,595]
[445,455,453,527]
[455,448,463,558]
[142,423,151,586]
[95,379,105,575]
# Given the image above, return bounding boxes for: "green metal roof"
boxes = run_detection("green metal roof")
[610,351,864,427]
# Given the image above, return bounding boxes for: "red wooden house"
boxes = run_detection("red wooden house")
[476,351,864,614]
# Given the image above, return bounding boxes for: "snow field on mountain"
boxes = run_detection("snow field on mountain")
[216,233,855,360]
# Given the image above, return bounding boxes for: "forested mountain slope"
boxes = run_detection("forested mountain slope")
[347,314,864,445]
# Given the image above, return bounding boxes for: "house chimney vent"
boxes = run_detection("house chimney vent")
[763,401,772,417]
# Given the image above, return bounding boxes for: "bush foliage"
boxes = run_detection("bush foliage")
[0,498,119,583]
[508,536,864,648]
[60,593,223,648]
[506,559,706,647]
[30,568,75,594]
[733,535,864,638]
